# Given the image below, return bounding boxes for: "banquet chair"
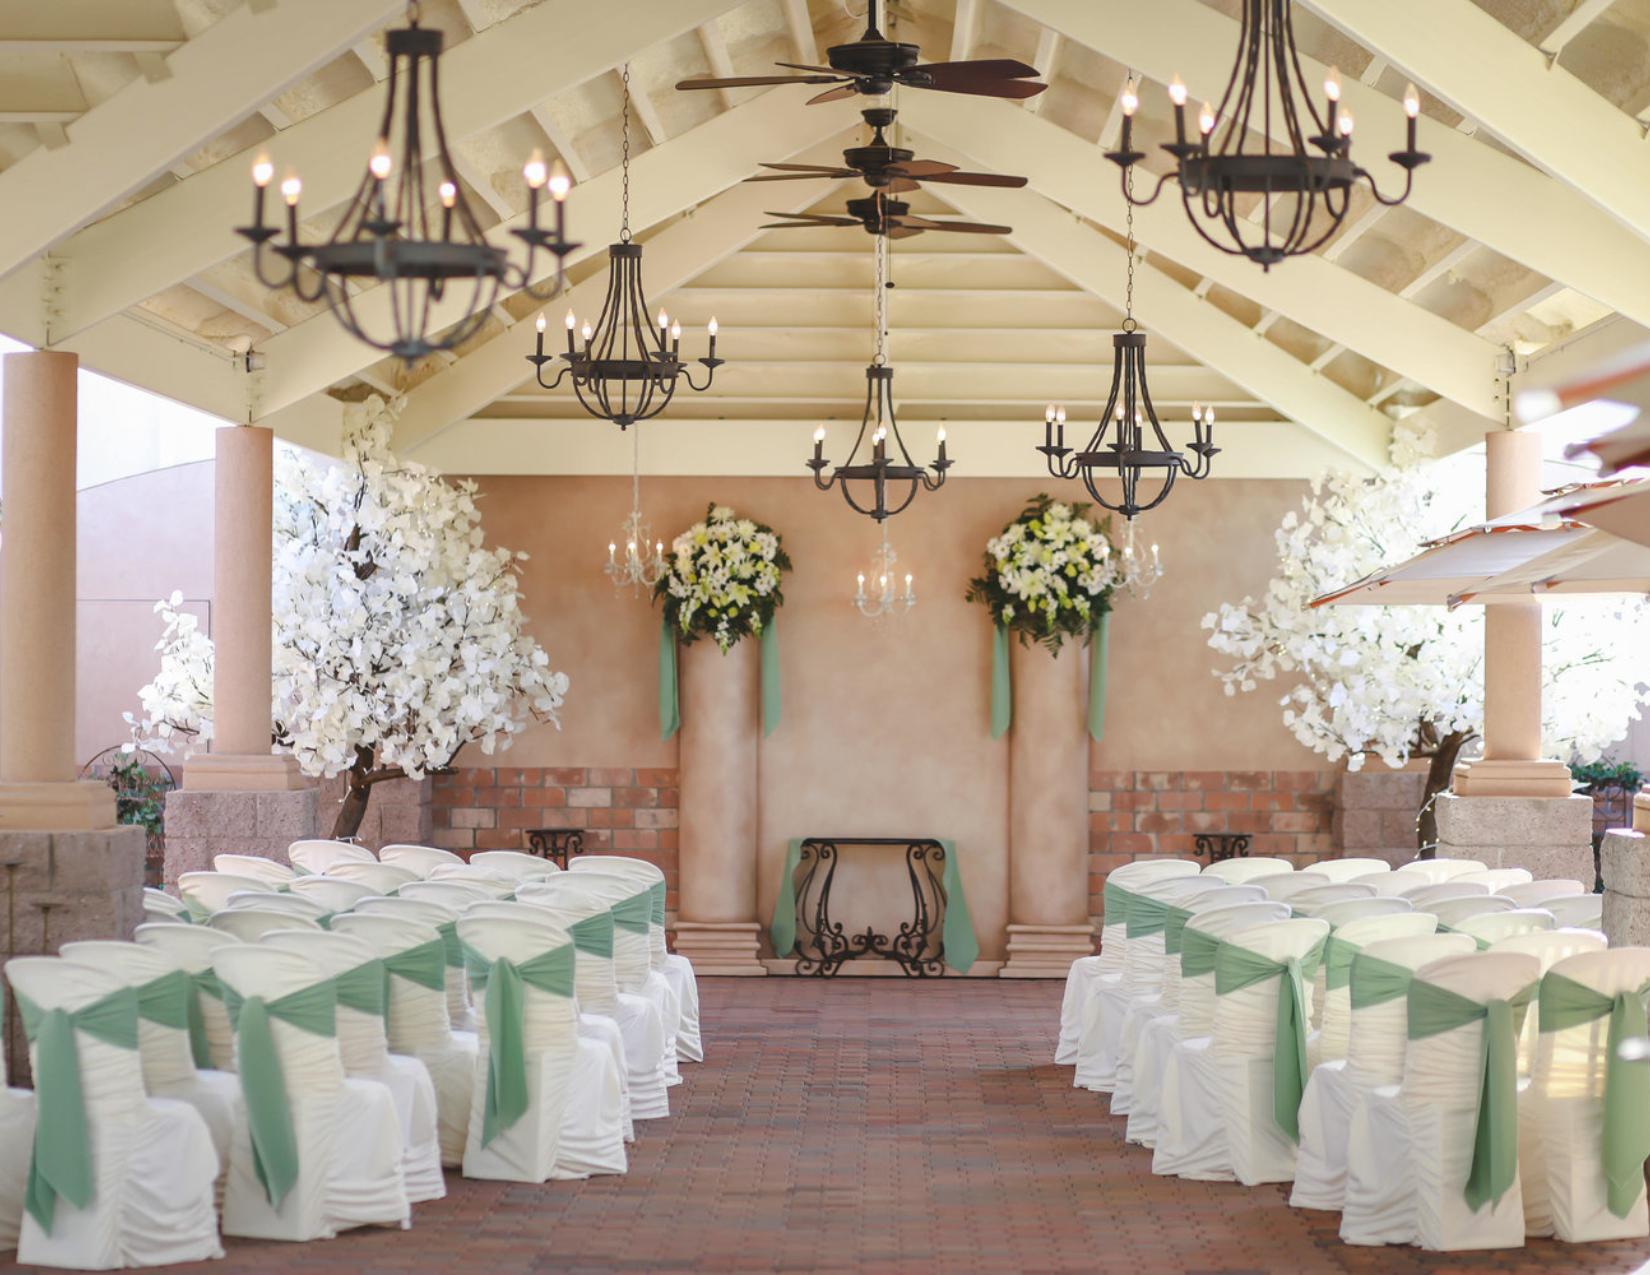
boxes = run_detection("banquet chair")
[141,888,189,926]
[287,839,377,875]
[326,860,421,896]
[379,843,465,878]
[570,855,703,1063]
[1146,901,1292,1168]
[1313,912,1443,1066]
[212,855,296,888]
[177,870,269,919]
[426,863,518,896]
[1248,872,1331,904]
[259,930,444,1203]
[372,887,479,1028]
[1314,898,1414,928]
[1546,894,1604,930]
[1289,883,1379,916]
[1520,947,1650,1242]
[328,912,479,1169]
[1290,933,1476,1212]
[1495,928,1611,1091]
[1502,879,1587,909]
[1432,895,1519,931]
[226,888,334,927]
[1404,881,1489,909]
[58,942,241,1204]
[1356,869,1431,897]
[4,957,222,1269]
[470,850,561,884]
[1456,868,1535,894]
[1199,856,1295,884]
[0,981,38,1253]
[456,908,627,1182]
[1310,858,1394,884]
[210,944,408,1241]
[1455,909,1555,950]
[287,874,377,915]
[1055,858,1199,1065]
[208,907,323,942]
[1398,857,1488,884]
[135,923,244,1073]
[1340,950,1541,1251]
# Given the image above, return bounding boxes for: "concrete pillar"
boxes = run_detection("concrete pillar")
[672,639,764,974]
[1001,638,1094,977]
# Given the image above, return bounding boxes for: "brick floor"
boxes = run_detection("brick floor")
[9,979,1650,1274]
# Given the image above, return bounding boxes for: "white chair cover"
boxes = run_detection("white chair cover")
[1055,858,1198,1064]
[208,908,323,941]
[1314,898,1414,928]
[212,855,296,887]
[1455,909,1554,949]
[287,840,377,874]
[0,980,37,1252]
[1520,947,1650,1242]
[1247,872,1331,903]
[1546,894,1604,930]
[1432,895,1519,930]
[470,850,561,883]
[258,930,444,1203]
[426,864,517,896]
[287,875,377,915]
[1356,869,1432,897]
[1290,883,1379,915]
[456,909,627,1181]
[140,888,188,926]
[1198,856,1295,884]
[1290,933,1476,1212]
[1340,950,1540,1251]
[1311,858,1394,883]
[328,912,480,1169]
[4,957,222,1269]
[134,923,243,1072]
[1501,879,1586,908]
[177,871,269,919]
[1160,886,1267,1013]
[1455,868,1535,893]
[1314,912,1443,1066]
[379,843,465,878]
[210,944,408,1241]
[1398,857,1487,884]
[326,860,422,895]
[1404,881,1489,908]
[364,891,475,1030]
[225,889,333,925]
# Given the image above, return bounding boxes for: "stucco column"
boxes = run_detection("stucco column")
[182,426,302,792]
[673,638,764,974]
[0,351,114,828]
[1001,638,1093,977]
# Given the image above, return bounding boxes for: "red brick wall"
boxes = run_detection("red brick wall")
[1087,768,1339,923]
[430,766,680,922]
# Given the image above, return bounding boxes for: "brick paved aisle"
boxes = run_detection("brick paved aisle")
[10,978,1650,1275]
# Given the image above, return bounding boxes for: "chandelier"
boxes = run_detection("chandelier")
[1103,0,1429,269]
[605,426,665,596]
[527,64,723,429]
[808,236,950,521]
[237,3,576,362]
[1118,521,1164,600]
[853,525,915,619]
[1038,176,1217,519]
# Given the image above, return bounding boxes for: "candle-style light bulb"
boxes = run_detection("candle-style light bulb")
[1403,83,1420,119]
[536,313,547,334]
[368,138,392,181]
[252,154,274,188]
[438,181,457,209]
[281,175,302,206]
[546,157,571,200]
[1324,67,1342,103]
[1120,77,1139,116]
[708,317,719,337]
[523,149,547,190]
[670,321,682,340]
[1199,102,1216,136]
[1169,74,1189,146]
[1168,75,1188,106]
[1338,109,1355,138]
[582,322,593,343]
[608,542,616,561]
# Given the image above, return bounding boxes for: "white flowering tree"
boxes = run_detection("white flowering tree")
[1204,425,1650,850]
[131,398,569,839]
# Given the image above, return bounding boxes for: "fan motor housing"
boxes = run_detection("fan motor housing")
[826,37,921,87]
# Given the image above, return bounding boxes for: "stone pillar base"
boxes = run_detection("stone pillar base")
[999,924,1095,979]
[671,921,766,976]
[1601,828,1650,945]
[1434,791,1594,882]
[0,780,117,831]
[182,752,305,792]
[0,827,146,954]
[1452,758,1573,798]
[162,787,319,887]
[1635,790,1649,833]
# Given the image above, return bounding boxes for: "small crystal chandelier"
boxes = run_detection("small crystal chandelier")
[605,426,665,596]
[1103,0,1430,270]
[1038,174,1217,520]
[809,235,950,521]
[237,2,577,362]
[527,64,723,429]
[1117,520,1164,600]
[853,525,915,619]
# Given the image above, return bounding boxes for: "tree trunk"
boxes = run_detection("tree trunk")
[329,745,407,841]
[1415,730,1474,856]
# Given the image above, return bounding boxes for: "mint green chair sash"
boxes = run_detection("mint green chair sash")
[14,986,139,1232]
[612,889,653,936]
[1125,892,1170,940]
[182,894,213,924]
[569,913,615,960]
[1348,952,1420,1011]
[382,940,447,995]
[132,968,192,1033]
[436,920,464,969]
[1437,922,1491,951]
[1324,934,1363,993]
[1102,881,1137,933]
[332,959,387,1018]
[184,968,223,1070]
[650,880,666,929]
[1164,906,1195,957]
[1538,970,1650,1218]
[221,978,337,1209]
[1407,976,1536,1212]
[462,940,577,1147]
[1179,927,1224,981]
[1213,936,1326,1142]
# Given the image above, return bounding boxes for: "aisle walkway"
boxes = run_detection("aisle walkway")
[10,978,1650,1274]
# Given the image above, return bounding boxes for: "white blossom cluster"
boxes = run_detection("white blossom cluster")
[126,595,214,750]
[985,500,1118,631]
[131,397,569,778]
[662,505,786,652]
[1202,423,1649,770]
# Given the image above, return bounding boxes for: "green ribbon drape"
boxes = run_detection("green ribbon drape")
[221,978,336,1209]
[771,838,804,960]
[1179,927,1223,982]
[132,969,193,1033]
[569,912,616,960]
[1125,893,1170,940]
[1164,905,1195,957]
[1348,952,1419,1011]
[1325,934,1362,993]
[15,987,139,1232]
[1213,937,1327,1142]
[650,880,667,929]
[184,968,221,1070]
[612,889,653,936]
[761,616,781,738]
[436,920,464,969]
[462,941,577,1147]
[382,939,448,995]
[990,624,1012,740]
[333,960,387,1018]
[1408,976,1536,1213]
[1102,881,1137,933]
[1088,611,1109,744]
[1538,971,1650,1218]
[659,616,680,742]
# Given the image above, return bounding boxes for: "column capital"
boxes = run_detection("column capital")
[181,752,306,792]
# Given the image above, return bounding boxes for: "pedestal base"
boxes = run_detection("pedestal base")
[1636,790,1650,833]
[998,923,1095,979]
[671,921,766,976]
[182,752,305,792]
[1451,758,1573,798]
[1601,828,1650,945]
[0,826,146,954]
[162,787,319,887]
[1434,792,1594,883]
[0,780,117,831]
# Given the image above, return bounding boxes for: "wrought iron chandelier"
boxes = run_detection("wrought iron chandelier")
[1103,0,1430,269]
[527,64,723,429]
[1038,175,1217,519]
[605,426,666,597]
[237,2,576,362]
[853,524,915,620]
[809,236,950,522]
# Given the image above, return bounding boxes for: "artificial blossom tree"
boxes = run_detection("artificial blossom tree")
[1203,424,1650,850]
[131,397,569,839]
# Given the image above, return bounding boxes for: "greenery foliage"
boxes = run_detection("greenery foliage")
[655,504,791,652]
[966,494,1118,653]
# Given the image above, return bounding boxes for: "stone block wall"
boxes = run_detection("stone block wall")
[1334,767,1426,865]
[315,773,433,850]
[161,788,320,885]
[1085,768,1338,926]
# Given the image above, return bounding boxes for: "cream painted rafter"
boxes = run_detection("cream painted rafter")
[999,0,1650,333]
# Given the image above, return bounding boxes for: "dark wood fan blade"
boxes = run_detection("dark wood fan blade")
[904,73,1047,99]
[774,62,846,75]
[912,170,1029,188]
[894,216,1012,234]
[761,163,856,173]
[885,225,926,239]
[676,75,842,90]
[883,178,922,194]
[806,84,861,105]
[915,58,1043,80]
[761,213,861,226]
[883,160,958,177]
[746,172,854,182]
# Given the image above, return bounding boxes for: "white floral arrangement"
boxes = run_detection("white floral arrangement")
[656,504,791,652]
[967,494,1120,651]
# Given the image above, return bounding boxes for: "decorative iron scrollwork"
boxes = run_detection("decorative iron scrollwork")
[791,837,949,977]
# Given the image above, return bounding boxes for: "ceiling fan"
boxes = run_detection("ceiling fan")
[761,193,1010,240]
[746,108,1027,193]
[675,1,1046,105]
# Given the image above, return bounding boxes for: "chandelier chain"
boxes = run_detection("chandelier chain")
[406,0,420,21]
[620,63,632,242]
[1123,165,1137,332]
[873,232,888,366]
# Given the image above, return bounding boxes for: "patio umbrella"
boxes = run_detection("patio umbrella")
[1552,477,1650,552]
